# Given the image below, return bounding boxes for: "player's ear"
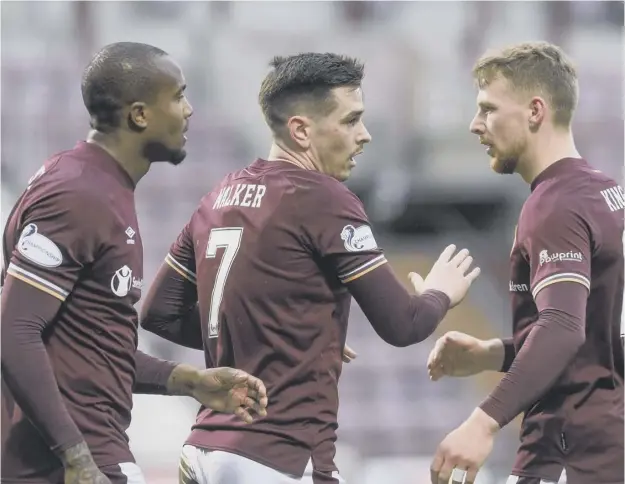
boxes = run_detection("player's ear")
[127,102,148,131]
[287,116,312,150]
[528,96,547,131]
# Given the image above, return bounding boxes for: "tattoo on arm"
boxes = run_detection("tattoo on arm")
[61,441,93,468]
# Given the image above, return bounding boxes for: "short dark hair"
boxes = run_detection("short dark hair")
[81,42,168,132]
[258,52,365,136]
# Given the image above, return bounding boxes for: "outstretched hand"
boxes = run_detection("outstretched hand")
[408,244,480,308]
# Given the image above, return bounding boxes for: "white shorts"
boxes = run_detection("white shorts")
[104,462,146,484]
[179,445,346,484]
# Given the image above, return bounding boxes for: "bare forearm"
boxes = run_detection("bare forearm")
[481,337,514,372]
[60,441,96,468]
[166,363,200,396]
[134,354,201,397]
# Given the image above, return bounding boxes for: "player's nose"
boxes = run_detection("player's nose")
[469,114,484,135]
[185,99,194,119]
[359,124,372,144]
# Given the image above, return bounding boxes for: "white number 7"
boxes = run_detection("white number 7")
[205,227,243,338]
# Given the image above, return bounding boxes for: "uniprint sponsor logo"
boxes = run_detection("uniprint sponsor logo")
[538,250,583,266]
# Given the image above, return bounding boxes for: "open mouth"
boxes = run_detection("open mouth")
[350,150,364,166]
[480,141,494,156]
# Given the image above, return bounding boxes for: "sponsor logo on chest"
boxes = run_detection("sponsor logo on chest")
[111,265,143,297]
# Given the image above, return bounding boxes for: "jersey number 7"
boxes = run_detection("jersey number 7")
[205,227,244,338]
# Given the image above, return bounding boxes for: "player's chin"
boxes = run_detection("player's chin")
[491,156,518,175]
[337,159,357,181]
[490,157,509,175]
[335,169,352,182]
[489,157,503,173]
[167,148,187,166]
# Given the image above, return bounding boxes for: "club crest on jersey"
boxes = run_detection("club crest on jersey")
[17,223,63,267]
[340,224,378,252]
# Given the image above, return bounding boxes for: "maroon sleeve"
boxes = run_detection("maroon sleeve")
[1,188,106,455]
[303,181,387,285]
[479,282,587,427]
[141,221,201,349]
[6,188,102,302]
[164,222,197,285]
[525,204,591,299]
[1,275,84,454]
[347,263,450,346]
[140,261,202,350]
[301,181,450,345]
[133,350,178,394]
[500,337,516,372]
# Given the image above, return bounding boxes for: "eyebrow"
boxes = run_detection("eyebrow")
[478,101,496,110]
[341,109,364,121]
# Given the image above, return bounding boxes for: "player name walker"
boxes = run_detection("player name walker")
[213,183,267,210]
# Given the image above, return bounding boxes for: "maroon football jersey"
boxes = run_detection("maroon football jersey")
[165,159,387,477]
[508,158,624,483]
[1,142,144,480]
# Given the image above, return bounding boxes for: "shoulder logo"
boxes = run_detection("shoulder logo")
[125,226,136,245]
[340,224,378,252]
[17,224,63,267]
[111,265,133,297]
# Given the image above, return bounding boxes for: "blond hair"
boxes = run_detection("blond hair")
[473,41,578,127]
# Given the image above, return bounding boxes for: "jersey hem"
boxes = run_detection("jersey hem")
[184,438,310,477]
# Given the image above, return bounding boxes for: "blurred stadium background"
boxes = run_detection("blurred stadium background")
[1,2,623,483]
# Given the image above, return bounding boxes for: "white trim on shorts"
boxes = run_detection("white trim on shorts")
[118,462,147,484]
[180,445,345,484]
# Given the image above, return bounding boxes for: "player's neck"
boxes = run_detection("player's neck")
[518,129,580,185]
[86,130,150,185]
[267,143,320,173]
